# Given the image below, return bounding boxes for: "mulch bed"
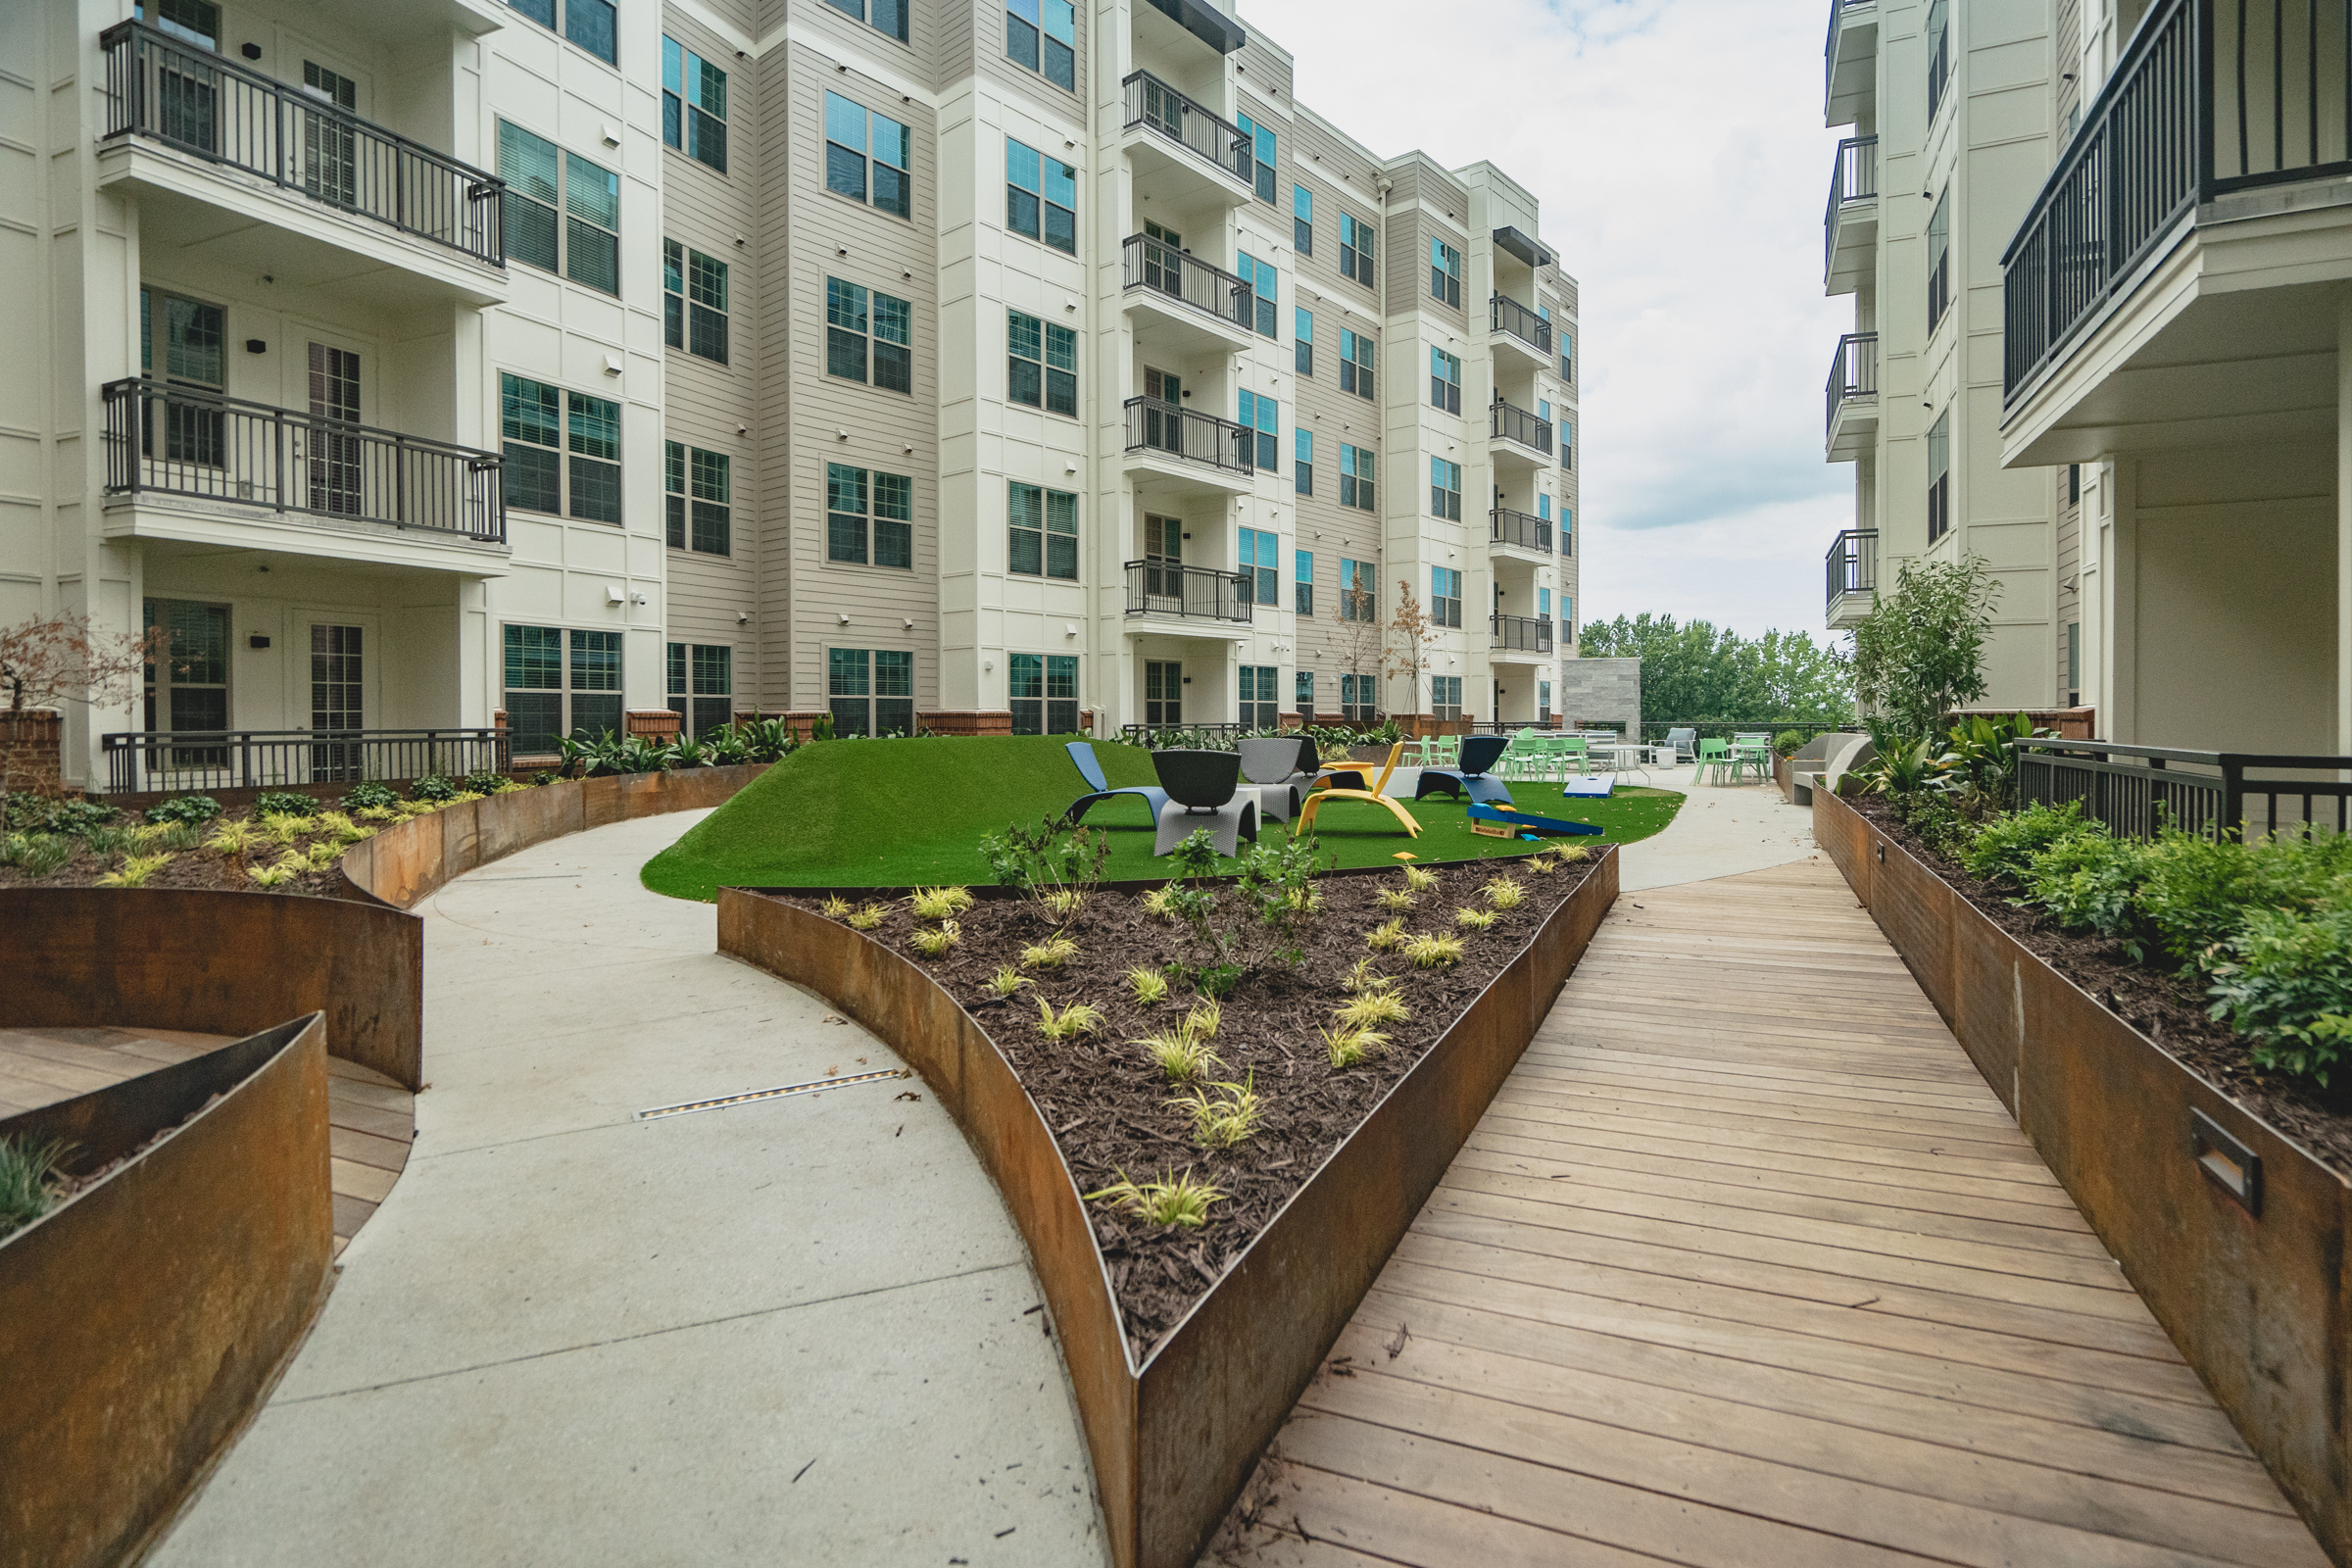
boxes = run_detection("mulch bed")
[1852,795,2352,1177]
[1,808,369,899]
[779,854,1599,1359]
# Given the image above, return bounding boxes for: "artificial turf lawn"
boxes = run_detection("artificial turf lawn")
[640,735,1686,901]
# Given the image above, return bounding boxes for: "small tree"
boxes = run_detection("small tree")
[1335,584,1382,722]
[0,613,168,811]
[1850,556,2001,740]
[1382,580,1443,723]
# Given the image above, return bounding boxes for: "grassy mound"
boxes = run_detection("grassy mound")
[639,735,1685,901]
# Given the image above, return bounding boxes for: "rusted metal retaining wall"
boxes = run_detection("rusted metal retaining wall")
[719,848,1619,1568]
[1813,788,2351,1562]
[0,1015,333,1568]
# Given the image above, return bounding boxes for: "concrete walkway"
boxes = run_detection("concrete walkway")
[154,811,1106,1568]
[1616,762,1815,891]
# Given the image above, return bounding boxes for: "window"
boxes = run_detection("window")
[1008,482,1078,578]
[1562,417,1575,468]
[1341,558,1377,621]
[507,0,614,64]
[143,598,229,741]
[1927,0,1950,122]
[2067,622,2081,704]
[1295,429,1314,497]
[666,643,734,738]
[138,287,226,466]
[1430,348,1461,415]
[1010,654,1081,734]
[826,278,914,393]
[662,37,727,172]
[824,0,910,45]
[1560,325,1575,383]
[1430,458,1461,521]
[1927,410,1951,545]
[828,463,914,567]
[1006,137,1076,253]
[1340,329,1376,400]
[501,374,618,523]
[1239,664,1280,728]
[2067,463,2082,506]
[1430,237,1462,309]
[1238,390,1279,472]
[1341,671,1376,721]
[1539,587,1552,625]
[665,441,685,548]
[1295,550,1314,616]
[662,442,728,553]
[139,0,220,51]
[1927,187,1950,330]
[1007,311,1077,416]
[1340,444,1376,512]
[1006,0,1076,91]
[1234,108,1276,203]
[1431,566,1462,628]
[662,242,729,363]
[498,123,617,293]
[1293,184,1313,254]
[1340,211,1376,287]
[1430,674,1462,722]
[829,648,914,737]
[1295,308,1314,375]
[1145,660,1183,726]
[1537,493,1552,523]
[1236,252,1278,337]
[503,626,620,756]
[826,93,912,220]
[1562,505,1574,554]
[1296,669,1315,717]
[1564,594,1574,637]
[1239,527,1279,606]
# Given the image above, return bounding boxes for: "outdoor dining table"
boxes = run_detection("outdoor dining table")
[1731,741,1773,782]
[1605,743,1650,784]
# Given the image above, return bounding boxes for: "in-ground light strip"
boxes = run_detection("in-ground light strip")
[635,1068,908,1121]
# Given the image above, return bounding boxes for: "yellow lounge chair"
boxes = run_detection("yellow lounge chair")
[1295,742,1422,838]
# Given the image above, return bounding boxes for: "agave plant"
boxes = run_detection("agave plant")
[96,852,171,889]
[1035,999,1106,1042]
[1125,965,1170,1006]
[1020,933,1079,969]
[1365,917,1407,953]
[1320,1022,1389,1069]
[984,965,1028,1000]
[1455,907,1497,931]
[1404,934,1466,968]
[1335,989,1408,1029]
[1169,1071,1260,1150]
[1484,877,1526,910]
[247,862,300,889]
[1084,1168,1224,1228]
[909,921,959,957]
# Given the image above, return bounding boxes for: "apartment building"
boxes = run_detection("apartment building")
[1992,0,2344,756]
[1821,0,2065,708]
[3,0,1582,795]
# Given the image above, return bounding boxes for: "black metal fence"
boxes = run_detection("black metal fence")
[1489,293,1553,354]
[1826,528,1879,610]
[100,21,504,268]
[1826,332,1879,438]
[1120,71,1252,184]
[1825,134,1879,270]
[1121,234,1253,331]
[1123,397,1252,475]
[2013,737,2352,839]
[1490,613,1555,654]
[1490,507,1552,552]
[103,378,506,543]
[1490,399,1554,455]
[1123,561,1253,622]
[104,728,505,794]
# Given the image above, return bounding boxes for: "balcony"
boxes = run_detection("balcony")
[1824,0,1879,127]
[1122,397,1254,495]
[1826,528,1878,629]
[1490,613,1556,660]
[1124,562,1254,623]
[1121,234,1257,354]
[102,727,504,795]
[1825,332,1879,461]
[100,377,507,567]
[97,22,506,306]
[1824,135,1879,295]
[1120,71,1253,204]
[1489,293,1553,368]
[1489,399,1554,468]
[1489,507,1552,556]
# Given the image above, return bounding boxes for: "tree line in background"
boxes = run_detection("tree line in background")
[1577,614,1854,725]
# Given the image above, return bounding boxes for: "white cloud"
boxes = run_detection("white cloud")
[1243,0,1854,640]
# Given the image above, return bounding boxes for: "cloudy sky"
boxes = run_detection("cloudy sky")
[1249,0,1850,643]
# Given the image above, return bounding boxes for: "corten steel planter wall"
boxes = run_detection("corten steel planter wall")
[0,1014,333,1568]
[0,888,424,1089]
[1814,788,2352,1561]
[719,848,1619,1568]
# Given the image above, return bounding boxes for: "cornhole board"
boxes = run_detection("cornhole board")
[1561,773,1617,798]
[1467,801,1604,838]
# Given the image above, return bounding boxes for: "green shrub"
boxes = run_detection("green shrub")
[1774,730,1807,758]
[461,768,514,795]
[0,832,75,877]
[340,781,399,812]
[143,793,220,827]
[0,1136,71,1241]
[410,775,459,803]
[3,796,117,836]
[2208,907,2352,1086]
[253,791,316,818]
[2020,831,2150,952]
[1960,801,2092,886]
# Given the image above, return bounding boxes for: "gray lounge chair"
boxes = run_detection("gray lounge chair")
[1060,740,1168,826]
[1238,736,1317,823]
[1152,750,1259,857]
[1412,733,1514,805]
[1665,727,1697,764]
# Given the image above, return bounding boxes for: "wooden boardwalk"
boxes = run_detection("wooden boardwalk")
[0,1025,414,1258]
[1205,856,2327,1567]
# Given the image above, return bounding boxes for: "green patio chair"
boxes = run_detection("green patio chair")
[1554,735,1590,778]
[1692,738,1734,785]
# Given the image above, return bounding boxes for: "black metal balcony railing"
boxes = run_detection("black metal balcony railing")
[1489,399,1554,456]
[1825,332,1879,436]
[2014,737,2352,841]
[1121,71,1252,185]
[1489,507,1553,552]
[100,21,504,268]
[2002,0,2352,401]
[1124,561,1254,622]
[1489,293,1553,355]
[1824,134,1880,269]
[102,378,506,544]
[1121,234,1254,332]
[1123,397,1253,475]
[102,727,505,794]
[1490,613,1556,655]
[1826,528,1879,609]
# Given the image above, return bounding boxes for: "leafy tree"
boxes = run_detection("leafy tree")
[0,612,169,817]
[1850,555,2001,739]
[1382,580,1443,718]
[1577,614,1852,724]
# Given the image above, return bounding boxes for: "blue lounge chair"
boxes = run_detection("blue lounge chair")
[1061,740,1168,826]
[1412,733,1514,806]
